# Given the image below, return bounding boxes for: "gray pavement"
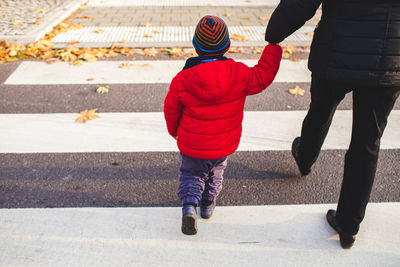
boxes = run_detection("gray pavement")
[0,0,320,46]
[0,0,85,43]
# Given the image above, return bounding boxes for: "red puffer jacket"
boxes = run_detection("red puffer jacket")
[164,44,282,159]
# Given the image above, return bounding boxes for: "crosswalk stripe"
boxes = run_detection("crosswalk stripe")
[0,203,399,266]
[5,59,310,85]
[0,111,399,153]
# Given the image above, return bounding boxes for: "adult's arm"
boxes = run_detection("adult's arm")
[265,0,323,44]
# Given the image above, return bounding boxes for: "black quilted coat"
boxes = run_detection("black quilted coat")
[265,0,400,87]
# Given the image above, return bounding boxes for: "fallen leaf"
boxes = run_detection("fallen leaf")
[34,21,42,25]
[70,59,83,66]
[96,86,109,94]
[142,23,152,27]
[75,109,100,123]
[225,13,232,17]
[288,85,305,97]
[290,58,301,62]
[119,62,135,68]
[68,40,80,45]
[141,63,150,67]
[87,78,94,81]
[306,32,314,36]
[228,47,244,54]
[119,40,127,43]
[76,15,96,19]
[259,16,270,21]
[142,48,156,57]
[12,21,22,26]
[36,39,53,51]
[230,34,247,41]
[164,47,184,57]
[93,29,104,34]
[253,48,263,54]
[153,30,163,34]
[144,34,154,38]
[282,45,297,59]
[241,17,251,21]
[45,58,60,64]
[35,9,48,13]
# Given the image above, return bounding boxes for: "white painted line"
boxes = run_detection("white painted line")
[0,111,399,153]
[51,26,314,44]
[87,0,280,7]
[5,59,310,85]
[0,203,399,266]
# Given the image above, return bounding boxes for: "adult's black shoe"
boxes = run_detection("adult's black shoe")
[326,209,356,249]
[291,137,311,176]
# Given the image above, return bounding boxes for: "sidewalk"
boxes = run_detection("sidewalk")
[1,203,399,266]
[0,0,319,47]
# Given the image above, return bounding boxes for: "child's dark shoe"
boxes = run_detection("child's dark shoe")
[182,205,197,235]
[200,199,216,219]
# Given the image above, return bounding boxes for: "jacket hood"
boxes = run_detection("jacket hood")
[180,57,233,102]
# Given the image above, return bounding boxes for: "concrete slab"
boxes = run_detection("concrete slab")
[0,111,399,153]
[0,203,399,266]
[4,59,311,85]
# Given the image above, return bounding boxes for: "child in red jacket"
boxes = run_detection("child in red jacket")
[164,15,282,235]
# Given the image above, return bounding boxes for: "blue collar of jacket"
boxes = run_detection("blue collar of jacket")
[183,56,228,70]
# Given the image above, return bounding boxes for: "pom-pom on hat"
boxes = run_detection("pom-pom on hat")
[192,15,231,56]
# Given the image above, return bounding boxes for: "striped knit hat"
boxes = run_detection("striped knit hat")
[192,15,230,56]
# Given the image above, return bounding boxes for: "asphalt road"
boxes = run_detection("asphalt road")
[0,58,399,209]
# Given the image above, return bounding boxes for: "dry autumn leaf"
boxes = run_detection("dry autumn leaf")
[282,45,297,58]
[93,29,105,34]
[231,34,247,41]
[228,47,244,54]
[142,48,156,57]
[96,86,109,94]
[76,15,96,19]
[11,21,22,26]
[153,30,163,34]
[288,85,305,97]
[35,9,48,13]
[87,77,94,81]
[259,16,270,21]
[120,62,135,68]
[144,34,154,38]
[253,48,263,54]
[225,13,232,17]
[164,47,184,57]
[142,23,152,27]
[75,109,100,123]
[306,32,314,36]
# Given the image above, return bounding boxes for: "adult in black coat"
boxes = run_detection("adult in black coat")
[265,0,400,249]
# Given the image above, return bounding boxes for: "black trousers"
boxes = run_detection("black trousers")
[297,74,400,235]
